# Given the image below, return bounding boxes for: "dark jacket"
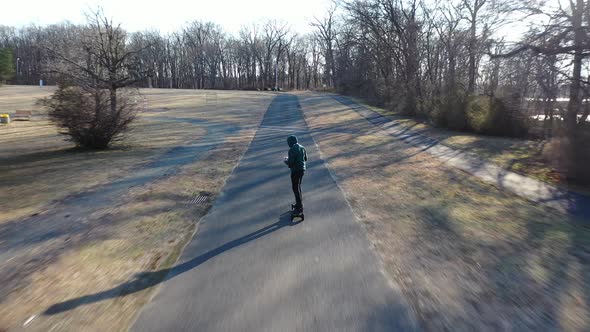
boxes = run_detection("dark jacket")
[286,135,307,172]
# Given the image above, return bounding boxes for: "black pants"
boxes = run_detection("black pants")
[291,170,304,209]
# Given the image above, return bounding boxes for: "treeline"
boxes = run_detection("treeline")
[0,20,323,90]
[316,1,589,135]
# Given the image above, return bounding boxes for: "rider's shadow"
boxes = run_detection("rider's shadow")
[44,211,297,315]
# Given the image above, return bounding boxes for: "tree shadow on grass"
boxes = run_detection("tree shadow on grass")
[43,211,299,315]
[305,93,590,329]
[0,190,199,306]
[409,166,590,330]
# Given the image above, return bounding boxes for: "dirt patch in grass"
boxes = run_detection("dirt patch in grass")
[299,92,590,331]
[346,96,562,188]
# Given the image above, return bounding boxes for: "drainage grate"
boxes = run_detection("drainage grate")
[189,194,209,205]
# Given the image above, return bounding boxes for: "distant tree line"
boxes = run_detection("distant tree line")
[0,19,323,90]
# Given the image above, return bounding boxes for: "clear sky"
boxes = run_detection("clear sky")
[1,0,333,34]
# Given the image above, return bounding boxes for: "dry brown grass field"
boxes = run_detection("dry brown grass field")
[0,86,274,331]
[299,92,590,331]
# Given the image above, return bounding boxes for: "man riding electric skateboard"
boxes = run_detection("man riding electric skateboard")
[284,135,307,218]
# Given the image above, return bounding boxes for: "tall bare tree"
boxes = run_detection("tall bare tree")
[312,4,338,88]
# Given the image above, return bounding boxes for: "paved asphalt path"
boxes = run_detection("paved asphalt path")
[131,94,416,331]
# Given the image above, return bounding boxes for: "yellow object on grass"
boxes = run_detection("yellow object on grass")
[0,114,11,124]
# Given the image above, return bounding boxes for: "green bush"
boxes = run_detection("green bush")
[0,48,15,84]
[466,95,529,138]
[445,94,469,131]
[466,96,491,133]
[432,91,469,131]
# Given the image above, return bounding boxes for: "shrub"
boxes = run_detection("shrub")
[466,95,529,137]
[40,86,138,149]
[432,91,469,131]
[444,93,469,131]
[542,128,590,185]
[0,48,14,84]
[465,96,490,133]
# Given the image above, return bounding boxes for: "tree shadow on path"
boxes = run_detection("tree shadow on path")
[43,211,298,315]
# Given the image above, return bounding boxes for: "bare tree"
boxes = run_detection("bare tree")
[462,0,488,94]
[312,3,338,88]
[261,20,289,89]
[42,10,150,148]
[490,0,590,179]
